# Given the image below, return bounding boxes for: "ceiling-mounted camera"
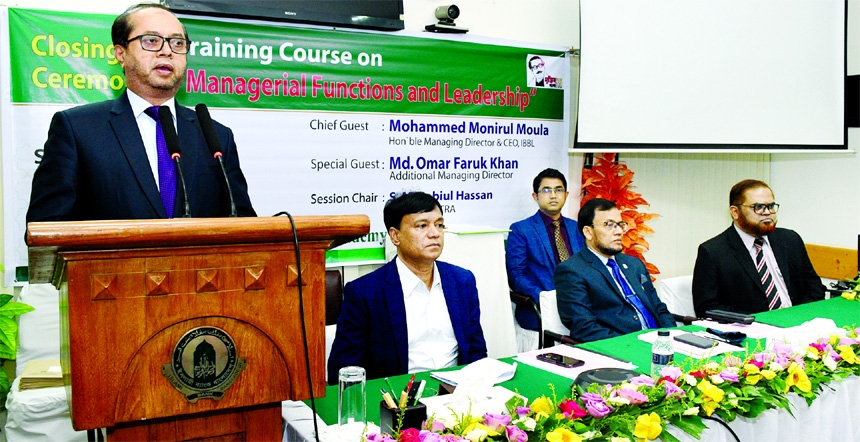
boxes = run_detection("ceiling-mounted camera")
[426,4,468,34]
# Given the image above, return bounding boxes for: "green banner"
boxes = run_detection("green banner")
[9,8,565,119]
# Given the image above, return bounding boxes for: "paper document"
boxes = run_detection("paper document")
[430,358,517,387]
[19,359,63,390]
[638,329,743,359]
[420,385,521,428]
[514,344,636,380]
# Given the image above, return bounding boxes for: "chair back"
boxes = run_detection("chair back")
[325,269,344,326]
[539,290,571,338]
[657,275,696,318]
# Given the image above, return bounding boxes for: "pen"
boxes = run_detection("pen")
[400,374,416,408]
[384,377,397,398]
[404,374,415,395]
[413,380,426,406]
[381,388,397,409]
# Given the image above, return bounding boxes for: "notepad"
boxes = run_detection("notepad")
[430,358,516,387]
[18,359,64,390]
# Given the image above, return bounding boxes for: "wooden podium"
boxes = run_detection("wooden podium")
[26,215,369,441]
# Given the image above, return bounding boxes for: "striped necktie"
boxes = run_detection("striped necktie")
[754,237,782,310]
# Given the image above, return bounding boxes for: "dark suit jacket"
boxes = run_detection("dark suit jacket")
[506,211,584,330]
[692,226,824,316]
[554,249,675,342]
[327,259,488,384]
[27,91,255,222]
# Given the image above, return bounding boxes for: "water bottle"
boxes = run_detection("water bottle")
[651,330,674,377]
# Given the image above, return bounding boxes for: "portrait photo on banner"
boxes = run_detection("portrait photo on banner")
[526,54,565,89]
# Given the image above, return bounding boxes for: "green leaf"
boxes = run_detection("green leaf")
[745,397,767,418]
[0,300,35,317]
[669,415,707,439]
[0,315,17,355]
[659,428,683,442]
[0,294,11,309]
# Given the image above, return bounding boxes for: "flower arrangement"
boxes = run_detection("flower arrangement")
[840,273,860,302]
[580,153,659,277]
[363,327,860,441]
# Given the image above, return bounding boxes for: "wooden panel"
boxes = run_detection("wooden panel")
[27,216,369,284]
[107,402,281,441]
[61,243,327,430]
[805,244,858,280]
[30,215,368,435]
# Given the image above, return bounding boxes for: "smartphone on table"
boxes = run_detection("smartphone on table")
[536,352,585,368]
[673,333,717,349]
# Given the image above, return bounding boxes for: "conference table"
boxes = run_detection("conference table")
[295,297,860,441]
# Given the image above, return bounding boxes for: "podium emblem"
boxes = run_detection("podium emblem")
[162,326,246,403]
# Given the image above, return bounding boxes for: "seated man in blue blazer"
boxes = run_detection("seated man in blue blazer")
[27,3,255,222]
[554,198,675,342]
[327,191,487,383]
[506,168,584,349]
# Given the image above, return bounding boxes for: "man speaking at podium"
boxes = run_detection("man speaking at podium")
[26,3,255,223]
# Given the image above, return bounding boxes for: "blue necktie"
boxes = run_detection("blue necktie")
[607,258,657,329]
[144,106,176,218]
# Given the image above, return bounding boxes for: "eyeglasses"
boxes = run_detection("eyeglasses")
[530,62,545,70]
[126,34,190,54]
[593,221,629,232]
[735,203,779,214]
[538,187,566,195]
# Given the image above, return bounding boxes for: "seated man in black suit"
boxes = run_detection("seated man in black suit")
[692,179,824,316]
[554,198,675,342]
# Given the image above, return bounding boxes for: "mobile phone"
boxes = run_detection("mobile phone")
[673,333,717,349]
[536,352,585,368]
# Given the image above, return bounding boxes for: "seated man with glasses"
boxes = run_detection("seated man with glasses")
[554,198,675,342]
[27,3,255,222]
[692,179,824,316]
[505,168,585,350]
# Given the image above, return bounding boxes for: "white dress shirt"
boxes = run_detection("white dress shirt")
[395,257,458,373]
[733,224,792,308]
[126,90,177,191]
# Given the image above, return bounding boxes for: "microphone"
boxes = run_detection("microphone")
[195,103,237,217]
[158,106,191,218]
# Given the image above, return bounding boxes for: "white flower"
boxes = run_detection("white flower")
[464,427,488,441]
[823,355,838,371]
[709,374,724,385]
[685,375,698,386]
[768,361,785,372]
[607,396,631,406]
[705,362,720,371]
[522,417,536,431]
[683,407,700,416]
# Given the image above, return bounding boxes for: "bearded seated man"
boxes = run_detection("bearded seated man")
[692,179,824,316]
